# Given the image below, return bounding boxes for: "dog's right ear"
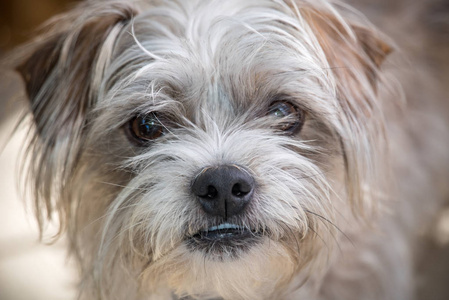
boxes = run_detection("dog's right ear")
[17,34,62,101]
[15,2,137,229]
[16,2,136,137]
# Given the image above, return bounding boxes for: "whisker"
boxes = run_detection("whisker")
[305,209,353,247]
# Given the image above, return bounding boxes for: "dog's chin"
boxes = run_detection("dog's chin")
[186,223,263,259]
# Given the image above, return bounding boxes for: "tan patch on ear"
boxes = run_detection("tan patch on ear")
[354,26,392,68]
[302,7,392,82]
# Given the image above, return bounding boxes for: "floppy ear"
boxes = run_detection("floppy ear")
[17,2,136,138]
[15,1,136,229]
[298,5,393,213]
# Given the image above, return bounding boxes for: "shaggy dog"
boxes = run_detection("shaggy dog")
[9,0,449,299]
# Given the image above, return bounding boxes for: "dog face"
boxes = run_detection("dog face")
[17,0,391,299]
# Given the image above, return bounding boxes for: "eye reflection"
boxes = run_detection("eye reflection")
[128,113,165,145]
[268,101,305,133]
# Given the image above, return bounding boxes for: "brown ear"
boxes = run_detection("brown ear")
[302,8,392,84]
[353,25,392,69]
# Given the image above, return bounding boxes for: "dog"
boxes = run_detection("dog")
[8,0,449,299]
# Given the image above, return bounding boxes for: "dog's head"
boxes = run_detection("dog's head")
[16,0,391,298]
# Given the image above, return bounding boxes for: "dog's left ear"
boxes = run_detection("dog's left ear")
[302,6,392,85]
[298,5,393,212]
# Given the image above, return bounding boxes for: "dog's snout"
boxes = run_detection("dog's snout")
[192,165,254,218]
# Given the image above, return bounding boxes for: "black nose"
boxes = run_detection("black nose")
[192,165,254,218]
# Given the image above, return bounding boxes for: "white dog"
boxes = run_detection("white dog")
[10,0,449,299]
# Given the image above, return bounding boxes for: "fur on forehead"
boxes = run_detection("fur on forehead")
[97,0,386,131]
[98,0,336,123]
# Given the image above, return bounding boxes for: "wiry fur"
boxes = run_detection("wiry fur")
[8,0,449,299]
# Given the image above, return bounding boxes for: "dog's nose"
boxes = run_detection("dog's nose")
[192,165,254,218]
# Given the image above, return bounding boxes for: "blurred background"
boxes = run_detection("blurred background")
[1,2,77,300]
[0,0,448,300]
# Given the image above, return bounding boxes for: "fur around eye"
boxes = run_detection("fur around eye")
[268,101,305,133]
[128,113,165,145]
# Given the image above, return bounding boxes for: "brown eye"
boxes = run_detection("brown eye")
[268,101,304,133]
[128,113,165,145]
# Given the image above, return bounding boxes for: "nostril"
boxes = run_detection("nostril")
[205,186,218,199]
[232,183,251,197]
[196,185,218,199]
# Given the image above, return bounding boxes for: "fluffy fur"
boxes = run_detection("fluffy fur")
[8,0,449,299]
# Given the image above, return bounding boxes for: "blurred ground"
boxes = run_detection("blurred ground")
[0,0,448,300]
[0,73,77,300]
[1,3,77,299]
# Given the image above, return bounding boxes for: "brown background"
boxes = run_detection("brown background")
[0,0,74,51]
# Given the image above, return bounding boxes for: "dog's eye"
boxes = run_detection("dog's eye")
[268,101,304,133]
[128,113,165,144]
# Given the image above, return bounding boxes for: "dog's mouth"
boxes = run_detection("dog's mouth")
[193,223,252,240]
[187,223,262,258]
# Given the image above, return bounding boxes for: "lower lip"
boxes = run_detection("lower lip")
[193,228,252,240]
[187,229,262,258]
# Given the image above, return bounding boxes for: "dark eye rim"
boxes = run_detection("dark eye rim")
[267,100,305,134]
[126,112,166,146]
